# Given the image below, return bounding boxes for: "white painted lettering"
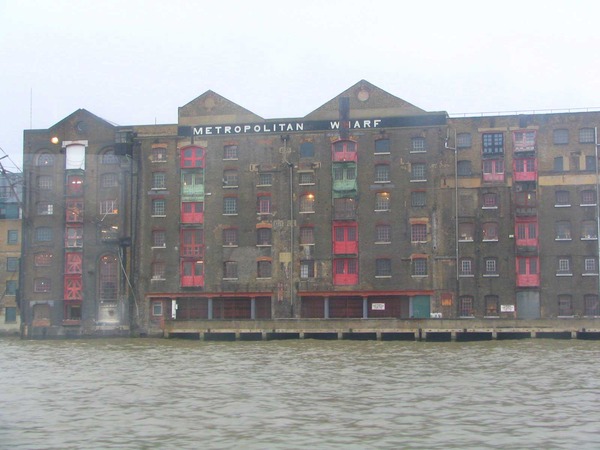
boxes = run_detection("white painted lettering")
[296,123,304,131]
[364,120,371,128]
[234,126,242,133]
[205,127,212,135]
[193,127,203,135]
[373,119,381,128]
[254,125,261,132]
[214,126,222,133]
[330,121,340,129]
[225,126,232,133]
[244,125,251,133]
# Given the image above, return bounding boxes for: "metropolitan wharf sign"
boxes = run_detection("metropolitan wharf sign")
[177,114,447,137]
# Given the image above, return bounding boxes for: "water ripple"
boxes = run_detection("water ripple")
[1,338,600,449]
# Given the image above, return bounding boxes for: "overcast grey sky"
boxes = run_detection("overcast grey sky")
[1,0,599,171]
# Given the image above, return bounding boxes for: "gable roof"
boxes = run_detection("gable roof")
[49,108,117,131]
[304,79,429,120]
[179,90,263,126]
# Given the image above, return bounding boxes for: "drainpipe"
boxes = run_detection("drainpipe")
[445,130,460,286]
[281,135,295,317]
[595,127,600,301]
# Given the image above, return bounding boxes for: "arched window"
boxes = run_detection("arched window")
[36,152,54,167]
[101,149,119,165]
[99,254,118,302]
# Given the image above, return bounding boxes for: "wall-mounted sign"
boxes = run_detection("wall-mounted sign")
[178,114,447,137]
[371,303,385,310]
[501,304,515,312]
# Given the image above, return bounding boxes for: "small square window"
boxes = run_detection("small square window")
[6,257,18,272]
[457,133,472,148]
[6,280,17,295]
[152,147,167,162]
[375,224,391,243]
[375,258,392,277]
[152,199,166,216]
[553,129,569,145]
[411,191,426,207]
[375,139,390,154]
[152,230,166,247]
[411,223,427,242]
[411,137,426,152]
[223,228,239,246]
[152,302,163,316]
[579,128,595,144]
[224,145,238,160]
[223,197,238,215]
[258,173,272,186]
[299,172,315,185]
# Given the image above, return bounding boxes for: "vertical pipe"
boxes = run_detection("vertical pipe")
[595,127,600,300]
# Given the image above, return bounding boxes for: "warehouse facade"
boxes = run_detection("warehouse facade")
[19,81,600,338]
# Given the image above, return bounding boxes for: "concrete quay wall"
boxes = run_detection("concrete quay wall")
[163,318,600,341]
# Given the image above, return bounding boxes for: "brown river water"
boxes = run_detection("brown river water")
[1,337,599,449]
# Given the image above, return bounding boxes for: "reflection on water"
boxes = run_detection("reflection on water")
[1,338,599,449]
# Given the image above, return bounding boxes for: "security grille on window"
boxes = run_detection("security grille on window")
[376,259,391,277]
[375,164,390,183]
[482,193,497,208]
[579,128,595,143]
[152,199,166,216]
[152,147,167,162]
[411,137,426,152]
[223,170,238,187]
[411,224,427,242]
[223,228,238,246]
[458,296,474,317]
[152,172,166,189]
[456,133,472,148]
[38,176,53,190]
[300,227,314,244]
[223,145,238,159]
[152,230,166,247]
[411,191,426,207]
[257,260,272,278]
[101,173,118,188]
[258,173,272,186]
[411,163,426,181]
[375,225,391,243]
[35,227,52,242]
[299,194,315,213]
[553,129,569,144]
[299,172,315,185]
[412,258,427,276]
[152,262,166,280]
[457,160,472,176]
[375,192,390,211]
[555,190,570,206]
[257,228,272,246]
[223,197,237,215]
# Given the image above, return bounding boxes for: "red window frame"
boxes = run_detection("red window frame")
[180,228,204,257]
[67,174,84,196]
[513,158,537,181]
[482,159,505,182]
[180,146,205,168]
[333,258,359,285]
[180,260,204,287]
[516,219,538,247]
[332,140,358,162]
[66,199,84,222]
[181,201,204,223]
[64,275,83,300]
[332,222,358,254]
[516,256,540,287]
[65,252,82,274]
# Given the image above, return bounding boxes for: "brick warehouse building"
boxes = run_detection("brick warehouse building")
[19,80,600,338]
